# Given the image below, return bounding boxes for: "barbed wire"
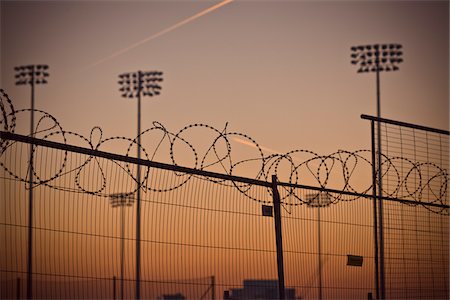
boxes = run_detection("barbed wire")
[0,89,448,214]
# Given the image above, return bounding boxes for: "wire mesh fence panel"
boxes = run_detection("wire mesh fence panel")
[1,139,281,299]
[373,117,449,299]
[278,187,375,299]
[139,168,277,299]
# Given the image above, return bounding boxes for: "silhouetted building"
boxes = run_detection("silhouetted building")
[225,280,296,299]
[158,293,186,300]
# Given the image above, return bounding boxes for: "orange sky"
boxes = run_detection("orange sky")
[1,1,448,158]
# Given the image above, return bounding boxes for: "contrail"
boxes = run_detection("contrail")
[88,0,233,68]
[233,137,304,162]
[233,137,281,155]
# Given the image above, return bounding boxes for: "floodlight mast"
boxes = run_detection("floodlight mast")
[351,44,403,300]
[109,193,134,300]
[117,70,163,299]
[14,64,49,300]
[306,192,332,300]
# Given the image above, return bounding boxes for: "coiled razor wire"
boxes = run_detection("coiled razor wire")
[1,89,448,214]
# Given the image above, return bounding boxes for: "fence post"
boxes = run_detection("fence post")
[17,277,21,300]
[370,120,380,299]
[271,175,285,300]
[211,275,216,300]
[113,276,117,300]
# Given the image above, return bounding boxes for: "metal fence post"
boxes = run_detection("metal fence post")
[113,276,117,300]
[17,277,21,300]
[272,175,285,299]
[370,120,380,299]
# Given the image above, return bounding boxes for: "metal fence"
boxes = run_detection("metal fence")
[1,114,449,299]
[362,114,449,299]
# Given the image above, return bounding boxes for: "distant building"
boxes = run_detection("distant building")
[224,280,296,299]
[157,293,186,300]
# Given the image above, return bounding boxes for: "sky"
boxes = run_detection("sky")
[1,0,448,159]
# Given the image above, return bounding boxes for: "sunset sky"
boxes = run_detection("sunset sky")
[1,0,448,158]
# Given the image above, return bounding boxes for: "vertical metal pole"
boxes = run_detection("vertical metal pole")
[271,175,285,300]
[136,71,142,300]
[211,276,216,300]
[17,277,21,300]
[370,120,380,300]
[376,62,386,300]
[121,205,125,300]
[113,276,117,300]
[318,206,323,300]
[27,67,35,300]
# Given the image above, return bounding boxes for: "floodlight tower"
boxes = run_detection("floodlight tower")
[117,70,163,299]
[351,44,403,300]
[306,192,332,300]
[14,64,49,299]
[109,193,134,300]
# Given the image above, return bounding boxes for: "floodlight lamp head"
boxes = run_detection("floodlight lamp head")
[350,43,403,73]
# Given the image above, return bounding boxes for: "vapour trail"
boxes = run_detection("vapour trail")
[233,137,306,163]
[87,0,233,69]
[233,137,280,155]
